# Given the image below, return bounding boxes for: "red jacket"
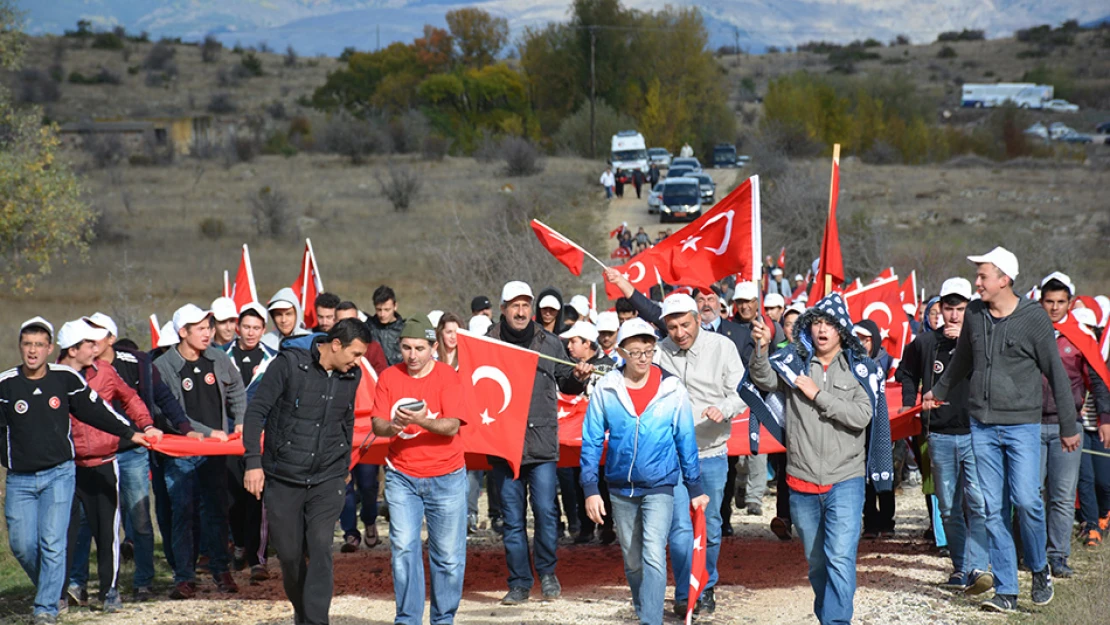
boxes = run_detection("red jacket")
[70,360,154,467]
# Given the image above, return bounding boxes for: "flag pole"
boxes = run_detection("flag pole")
[223,270,230,298]
[822,143,841,298]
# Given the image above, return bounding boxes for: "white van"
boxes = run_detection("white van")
[610,131,649,174]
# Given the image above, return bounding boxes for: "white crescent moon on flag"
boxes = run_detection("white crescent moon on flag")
[472,365,513,414]
[699,210,734,256]
[627,261,646,284]
[863,302,893,326]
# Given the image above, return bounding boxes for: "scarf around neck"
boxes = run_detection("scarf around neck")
[500,318,536,348]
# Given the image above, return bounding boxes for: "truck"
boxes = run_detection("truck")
[713,143,738,168]
[610,130,649,175]
[961,83,1053,109]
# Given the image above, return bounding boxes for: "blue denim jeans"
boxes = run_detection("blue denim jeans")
[493,461,558,589]
[386,467,467,625]
[163,455,230,583]
[928,432,989,577]
[790,476,864,625]
[150,454,176,571]
[340,463,379,539]
[116,448,155,588]
[1040,423,1082,562]
[5,461,76,618]
[971,420,1046,595]
[611,493,673,625]
[1078,430,1110,529]
[669,453,726,603]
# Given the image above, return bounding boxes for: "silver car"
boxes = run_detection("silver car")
[648,147,672,168]
[691,173,716,204]
[671,156,701,171]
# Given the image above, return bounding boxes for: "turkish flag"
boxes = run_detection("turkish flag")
[885,383,924,442]
[606,176,762,299]
[231,244,259,312]
[609,223,628,239]
[900,271,919,316]
[149,314,160,349]
[457,330,539,478]
[844,275,910,365]
[686,506,709,625]
[531,219,587,276]
[777,246,786,269]
[556,391,589,468]
[875,267,896,282]
[610,246,631,260]
[726,409,786,455]
[291,239,324,330]
[809,149,844,302]
[1055,314,1110,390]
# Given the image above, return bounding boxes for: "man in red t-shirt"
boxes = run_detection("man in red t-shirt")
[371,317,468,625]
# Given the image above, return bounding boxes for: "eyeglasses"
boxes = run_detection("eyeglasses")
[621,348,656,360]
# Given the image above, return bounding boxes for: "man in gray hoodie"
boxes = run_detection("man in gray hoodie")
[261,288,311,352]
[925,247,1078,613]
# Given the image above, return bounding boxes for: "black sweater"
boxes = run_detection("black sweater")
[896,330,970,435]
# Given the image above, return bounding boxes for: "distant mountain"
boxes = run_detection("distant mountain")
[17,0,1103,56]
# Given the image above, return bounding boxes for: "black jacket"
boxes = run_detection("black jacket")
[896,330,970,435]
[488,321,585,465]
[243,339,361,487]
[114,347,192,444]
[535,287,568,334]
[368,314,406,366]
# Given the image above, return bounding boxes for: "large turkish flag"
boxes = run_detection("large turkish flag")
[457,330,539,478]
[844,275,911,366]
[531,219,587,276]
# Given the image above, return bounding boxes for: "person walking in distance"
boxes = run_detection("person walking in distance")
[600,166,615,201]
[924,248,1079,613]
[372,317,469,625]
[243,319,371,625]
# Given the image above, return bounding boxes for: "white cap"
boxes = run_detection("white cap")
[172,304,212,333]
[771,267,784,276]
[157,321,179,348]
[1072,308,1098,328]
[82,312,118,337]
[660,293,698,318]
[596,311,620,333]
[560,321,599,344]
[785,302,806,316]
[57,319,109,350]
[267,298,295,311]
[939,277,973,301]
[794,274,804,282]
[732,281,759,301]
[538,295,561,310]
[795,293,809,304]
[764,293,785,309]
[19,316,55,339]
[468,315,493,335]
[967,246,1019,280]
[427,310,444,328]
[852,324,873,338]
[568,295,591,318]
[239,302,269,321]
[1039,271,1075,296]
[902,303,917,315]
[501,281,534,304]
[210,297,239,321]
[617,317,658,347]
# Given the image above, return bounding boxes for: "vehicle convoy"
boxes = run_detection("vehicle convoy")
[690,172,716,204]
[670,157,702,171]
[648,147,672,168]
[610,130,649,174]
[713,143,739,168]
[658,177,702,223]
[961,83,1053,109]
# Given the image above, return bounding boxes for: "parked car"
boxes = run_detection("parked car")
[713,143,738,168]
[648,147,672,168]
[691,172,716,204]
[666,165,695,180]
[1048,122,1075,140]
[736,155,751,167]
[647,181,667,214]
[1024,122,1049,139]
[1058,130,1093,144]
[1095,121,1110,134]
[1043,99,1079,113]
[658,178,702,223]
[670,157,702,171]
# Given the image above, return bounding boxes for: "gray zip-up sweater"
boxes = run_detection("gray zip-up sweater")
[932,296,1077,437]
[154,345,247,436]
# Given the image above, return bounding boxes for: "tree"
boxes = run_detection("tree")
[0,1,95,292]
[413,25,454,73]
[445,8,509,68]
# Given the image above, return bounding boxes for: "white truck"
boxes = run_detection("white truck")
[961,83,1053,109]
[610,130,649,174]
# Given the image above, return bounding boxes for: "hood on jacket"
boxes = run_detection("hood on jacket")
[854,319,882,359]
[792,293,867,363]
[535,286,567,333]
[267,287,308,336]
[922,296,942,332]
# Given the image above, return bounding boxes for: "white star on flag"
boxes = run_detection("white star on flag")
[693,534,704,551]
[879,327,891,340]
[558,408,570,419]
[427,411,440,420]
[480,409,496,425]
[681,236,702,252]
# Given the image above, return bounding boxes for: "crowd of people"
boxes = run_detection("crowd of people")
[3,243,1109,625]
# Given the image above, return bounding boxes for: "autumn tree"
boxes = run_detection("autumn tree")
[445,8,509,68]
[0,1,95,292]
[413,25,454,73]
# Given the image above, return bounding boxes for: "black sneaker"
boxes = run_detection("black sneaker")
[500,587,530,605]
[673,600,688,618]
[964,570,994,596]
[540,574,561,600]
[1048,558,1073,579]
[133,586,154,602]
[939,573,967,590]
[746,503,762,516]
[599,529,617,545]
[120,539,134,562]
[722,522,734,537]
[467,513,479,535]
[574,530,594,544]
[770,517,792,541]
[1032,567,1054,606]
[340,534,361,553]
[694,587,716,614]
[980,594,1017,613]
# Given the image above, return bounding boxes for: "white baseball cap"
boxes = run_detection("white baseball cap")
[732,281,759,302]
[239,302,269,321]
[771,267,784,276]
[210,297,239,322]
[468,315,493,336]
[902,303,917,315]
[967,246,1019,280]
[560,321,599,344]
[794,274,804,282]
[617,317,658,347]
[785,302,807,316]
[267,298,295,311]
[1039,271,1075,296]
[764,293,785,309]
[20,316,55,339]
[501,281,534,304]
[82,312,118,337]
[851,323,873,338]
[660,293,698,318]
[568,295,591,318]
[157,321,180,348]
[57,319,109,350]
[939,277,973,301]
[1072,307,1098,328]
[538,295,561,310]
[172,304,212,333]
[596,311,620,333]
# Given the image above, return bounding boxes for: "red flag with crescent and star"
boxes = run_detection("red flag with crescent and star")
[531,219,587,276]
[456,329,539,478]
[809,146,844,302]
[686,506,709,625]
[605,176,761,299]
[844,274,910,368]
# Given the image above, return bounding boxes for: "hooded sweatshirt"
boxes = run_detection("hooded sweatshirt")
[895,300,971,435]
[261,287,311,352]
[535,286,568,335]
[855,319,892,375]
[932,296,1078,436]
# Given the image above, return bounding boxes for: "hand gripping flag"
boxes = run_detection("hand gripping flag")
[456,329,539,478]
[291,239,324,330]
[686,505,709,625]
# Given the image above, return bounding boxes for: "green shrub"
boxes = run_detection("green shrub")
[198,217,227,240]
[91,32,124,50]
[937,46,957,59]
[262,130,297,157]
[240,52,263,77]
[68,68,122,85]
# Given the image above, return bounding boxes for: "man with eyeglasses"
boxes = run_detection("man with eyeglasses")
[603,269,746,617]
